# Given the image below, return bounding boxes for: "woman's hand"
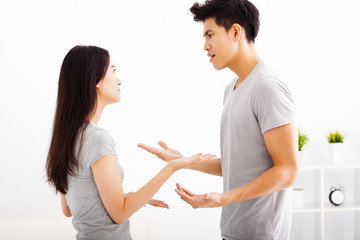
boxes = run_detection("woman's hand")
[125,192,169,209]
[146,199,169,209]
[168,153,216,172]
[137,141,183,162]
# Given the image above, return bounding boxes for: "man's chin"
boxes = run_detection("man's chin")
[212,64,225,71]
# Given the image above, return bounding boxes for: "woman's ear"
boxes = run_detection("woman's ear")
[96,81,102,89]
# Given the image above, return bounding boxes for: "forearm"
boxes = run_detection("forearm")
[221,165,297,206]
[60,193,72,217]
[118,164,174,223]
[188,157,222,176]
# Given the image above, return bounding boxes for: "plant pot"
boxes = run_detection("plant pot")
[298,150,304,165]
[293,188,305,208]
[329,143,345,164]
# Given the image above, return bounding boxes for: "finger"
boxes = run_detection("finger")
[201,193,209,200]
[198,154,216,162]
[175,183,182,192]
[175,189,198,207]
[175,188,191,199]
[148,199,165,205]
[152,202,170,209]
[181,186,195,197]
[176,183,194,197]
[158,141,169,150]
[137,143,161,155]
[203,154,216,160]
[191,153,202,157]
[175,183,183,191]
[187,154,203,163]
[147,199,169,209]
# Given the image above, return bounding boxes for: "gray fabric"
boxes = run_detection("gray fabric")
[220,61,295,240]
[66,122,132,240]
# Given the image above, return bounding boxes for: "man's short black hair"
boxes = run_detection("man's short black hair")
[190,0,260,43]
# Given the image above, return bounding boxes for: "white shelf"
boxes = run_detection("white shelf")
[292,202,360,213]
[323,202,360,212]
[300,163,360,170]
[291,164,360,240]
[293,203,321,213]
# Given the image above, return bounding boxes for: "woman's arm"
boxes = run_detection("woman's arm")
[92,153,214,224]
[138,141,222,176]
[60,193,72,217]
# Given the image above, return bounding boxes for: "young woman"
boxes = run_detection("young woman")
[46,45,214,239]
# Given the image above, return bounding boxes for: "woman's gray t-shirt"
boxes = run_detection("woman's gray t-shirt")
[66,122,132,240]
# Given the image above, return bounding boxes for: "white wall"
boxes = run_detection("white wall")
[0,0,359,239]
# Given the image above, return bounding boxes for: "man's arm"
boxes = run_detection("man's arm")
[188,157,222,176]
[138,141,222,176]
[175,123,298,208]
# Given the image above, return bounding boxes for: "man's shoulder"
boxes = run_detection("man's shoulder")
[252,62,279,83]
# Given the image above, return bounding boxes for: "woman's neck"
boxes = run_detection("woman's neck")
[89,101,105,125]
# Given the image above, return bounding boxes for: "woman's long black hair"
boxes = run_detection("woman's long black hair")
[46,45,110,194]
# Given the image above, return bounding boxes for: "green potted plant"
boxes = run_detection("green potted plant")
[298,128,309,165]
[327,131,345,164]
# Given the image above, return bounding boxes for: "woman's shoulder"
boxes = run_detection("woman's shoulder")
[83,122,114,145]
[78,122,117,168]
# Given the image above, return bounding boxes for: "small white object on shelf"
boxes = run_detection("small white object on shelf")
[293,188,305,208]
[329,142,345,164]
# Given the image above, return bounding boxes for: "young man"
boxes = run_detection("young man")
[138,0,298,239]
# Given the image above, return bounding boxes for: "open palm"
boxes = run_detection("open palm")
[137,141,183,162]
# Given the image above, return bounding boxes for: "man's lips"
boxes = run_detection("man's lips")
[207,53,215,61]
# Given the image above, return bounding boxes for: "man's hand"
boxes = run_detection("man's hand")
[174,183,223,208]
[137,141,183,162]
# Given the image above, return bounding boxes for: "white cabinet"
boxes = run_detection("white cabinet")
[290,164,360,240]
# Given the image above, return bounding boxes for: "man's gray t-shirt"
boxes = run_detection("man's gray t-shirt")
[220,61,295,240]
[66,122,132,240]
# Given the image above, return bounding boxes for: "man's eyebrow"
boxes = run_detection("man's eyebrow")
[203,30,211,37]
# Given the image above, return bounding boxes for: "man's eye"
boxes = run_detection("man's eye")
[209,34,213,38]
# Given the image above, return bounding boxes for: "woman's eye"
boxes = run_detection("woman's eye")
[209,34,213,38]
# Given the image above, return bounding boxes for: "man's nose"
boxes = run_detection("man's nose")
[203,41,210,51]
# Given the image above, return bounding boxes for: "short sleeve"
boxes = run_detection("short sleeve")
[83,128,118,168]
[251,77,296,134]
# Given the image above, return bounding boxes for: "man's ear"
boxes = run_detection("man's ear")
[232,24,242,41]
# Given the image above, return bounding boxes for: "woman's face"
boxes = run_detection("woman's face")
[96,60,121,105]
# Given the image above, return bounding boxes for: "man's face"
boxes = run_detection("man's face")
[203,18,237,70]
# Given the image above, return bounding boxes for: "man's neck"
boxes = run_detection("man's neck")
[228,44,261,89]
